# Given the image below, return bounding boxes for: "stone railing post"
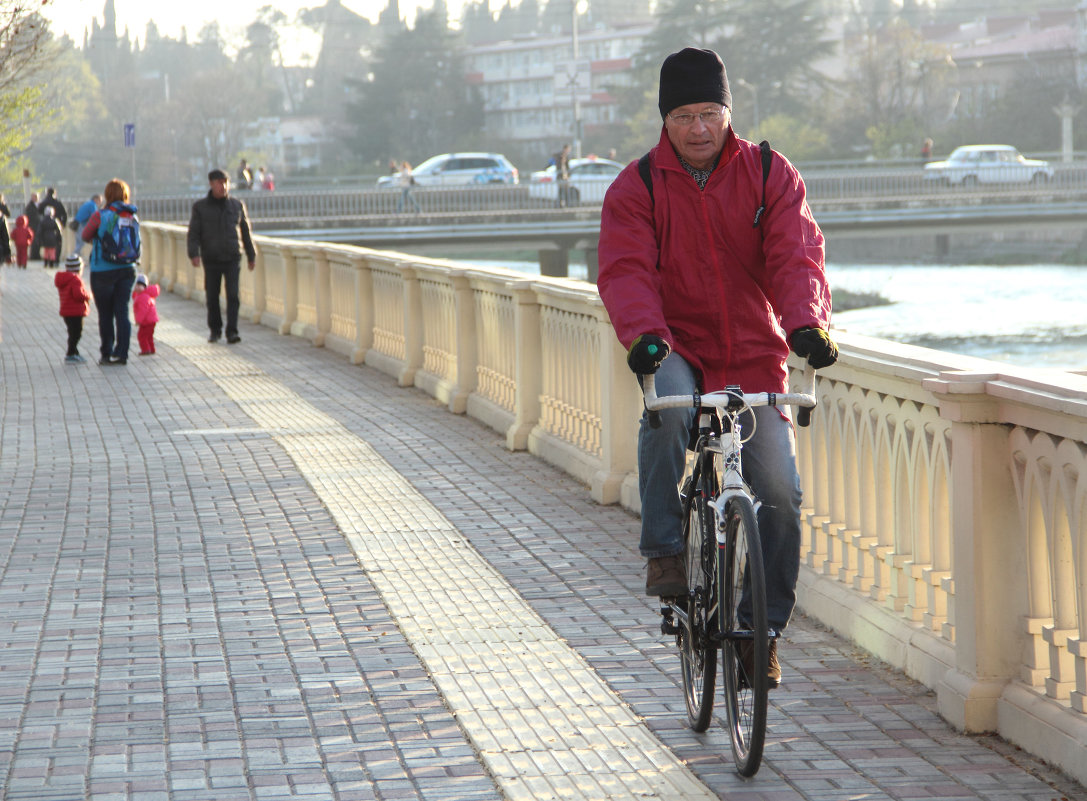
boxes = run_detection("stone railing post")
[507,280,541,451]
[451,271,477,415]
[591,308,639,505]
[399,263,422,388]
[924,371,1023,733]
[350,253,373,365]
[314,248,330,347]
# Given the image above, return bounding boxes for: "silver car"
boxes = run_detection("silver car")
[377,152,519,188]
[923,145,1053,186]
[527,157,624,205]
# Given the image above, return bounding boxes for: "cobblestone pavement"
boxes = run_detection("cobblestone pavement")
[1,262,1084,801]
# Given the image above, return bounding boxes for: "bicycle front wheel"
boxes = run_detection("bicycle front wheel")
[720,495,769,777]
[678,465,718,731]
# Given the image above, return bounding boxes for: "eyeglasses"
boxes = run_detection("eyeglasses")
[667,108,727,126]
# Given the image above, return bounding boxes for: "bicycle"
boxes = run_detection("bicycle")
[642,365,816,777]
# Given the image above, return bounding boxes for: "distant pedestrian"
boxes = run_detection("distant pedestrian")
[397,161,421,214]
[236,158,253,190]
[23,193,41,261]
[72,194,102,257]
[262,170,275,191]
[82,177,140,366]
[40,187,68,228]
[187,168,257,344]
[132,272,160,356]
[55,253,92,364]
[921,137,933,164]
[551,143,572,207]
[11,214,33,268]
[37,206,63,268]
[0,193,10,219]
[254,166,266,191]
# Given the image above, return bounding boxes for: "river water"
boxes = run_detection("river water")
[456,258,1087,373]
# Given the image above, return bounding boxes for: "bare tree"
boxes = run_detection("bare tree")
[0,1,58,180]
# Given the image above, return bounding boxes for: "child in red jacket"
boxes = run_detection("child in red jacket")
[133,273,160,355]
[55,254,92,363]
[11,214,33,268]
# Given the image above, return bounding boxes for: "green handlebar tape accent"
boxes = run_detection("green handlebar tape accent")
[647,344,658,356]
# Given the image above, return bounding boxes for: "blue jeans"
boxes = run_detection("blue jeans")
[638,353,803,631]
[203,259,241,337]
[90,266,136,361]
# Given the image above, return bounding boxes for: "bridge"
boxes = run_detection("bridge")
[132,161,1087,278]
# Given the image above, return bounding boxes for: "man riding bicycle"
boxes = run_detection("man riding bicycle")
[597,47,838,687]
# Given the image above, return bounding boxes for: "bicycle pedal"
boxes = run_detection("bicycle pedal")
[659,606,682,636]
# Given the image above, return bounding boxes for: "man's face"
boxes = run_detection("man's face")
[664,103,731,170]
[210,178,229,198]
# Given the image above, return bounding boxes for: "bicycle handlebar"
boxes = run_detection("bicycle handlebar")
[642,363,818,428]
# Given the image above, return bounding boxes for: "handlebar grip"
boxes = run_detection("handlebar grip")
[797,406,812,428]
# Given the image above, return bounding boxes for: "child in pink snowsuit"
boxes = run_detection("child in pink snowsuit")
[132,273,160,355]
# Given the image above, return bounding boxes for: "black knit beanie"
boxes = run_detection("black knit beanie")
[658,48,732,119]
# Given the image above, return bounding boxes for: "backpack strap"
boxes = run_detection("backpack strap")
[638,143,772,227]
[637,152,653,205]
[751,140,773,228]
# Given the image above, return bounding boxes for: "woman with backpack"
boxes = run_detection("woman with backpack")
[81,178,140,366]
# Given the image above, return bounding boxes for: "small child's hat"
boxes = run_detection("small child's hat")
[64,253,83,271]
[135,273,148,286]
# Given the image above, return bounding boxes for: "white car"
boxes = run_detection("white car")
[528,157,624,204]
[377,152,519,188]
[923,145,1053,186]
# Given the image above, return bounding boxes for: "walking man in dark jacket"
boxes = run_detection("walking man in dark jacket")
[187,169,257,343]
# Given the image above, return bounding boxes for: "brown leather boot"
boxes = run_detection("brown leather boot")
[645,553,686,597]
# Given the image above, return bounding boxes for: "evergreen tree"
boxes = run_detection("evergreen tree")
[344,8,483,167]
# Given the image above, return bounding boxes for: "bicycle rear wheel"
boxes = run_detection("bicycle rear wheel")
[719,495,769,777]
[678,461,718,731]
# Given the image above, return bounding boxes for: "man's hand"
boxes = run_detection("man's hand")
[247,260,256,271]
[627,334,671,374]
[190,257,200,268]
[789,327,838,369]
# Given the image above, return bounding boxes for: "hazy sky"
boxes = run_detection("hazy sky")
[42,0,476,63]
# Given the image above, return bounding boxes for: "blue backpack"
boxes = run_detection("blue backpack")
[98,206,141,265]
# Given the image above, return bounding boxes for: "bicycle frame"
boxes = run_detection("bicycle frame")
[645,363,817,775]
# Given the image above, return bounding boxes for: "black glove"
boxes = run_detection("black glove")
[627,334,670,374]
[790,327,838,369]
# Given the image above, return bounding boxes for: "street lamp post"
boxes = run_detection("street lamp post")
[572,0,582,158]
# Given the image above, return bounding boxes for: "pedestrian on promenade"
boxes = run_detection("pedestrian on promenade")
[23,192,41,261]
[597,47,837,688]
[11,214,33,268]
[55,253,91,364]
[396,161,421,214]
[37,206,63,268]
[82,178,140,366]
[0,203,11,265]
[187,168,257,344]
[40,187,68,229]
[132,272,160,355]
[72,194,102,257]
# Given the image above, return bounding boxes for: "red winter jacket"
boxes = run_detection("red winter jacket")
[598,127,831,395]
[133,284,160,325]
[55,270,91,317]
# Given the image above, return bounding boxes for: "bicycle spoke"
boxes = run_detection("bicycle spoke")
[678,461,717,731]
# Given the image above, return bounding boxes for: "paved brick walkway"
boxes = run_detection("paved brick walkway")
[1,262,1084,801]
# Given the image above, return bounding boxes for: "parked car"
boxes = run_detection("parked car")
[528,157,624,204]
[377,152,519,188]
[923,145,1053,186]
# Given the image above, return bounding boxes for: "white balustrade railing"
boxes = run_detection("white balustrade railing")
[143,222,1087,785]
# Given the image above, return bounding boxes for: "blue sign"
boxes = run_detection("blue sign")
[123,123,135,148]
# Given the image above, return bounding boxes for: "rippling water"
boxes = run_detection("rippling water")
[455,257,1087,373]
